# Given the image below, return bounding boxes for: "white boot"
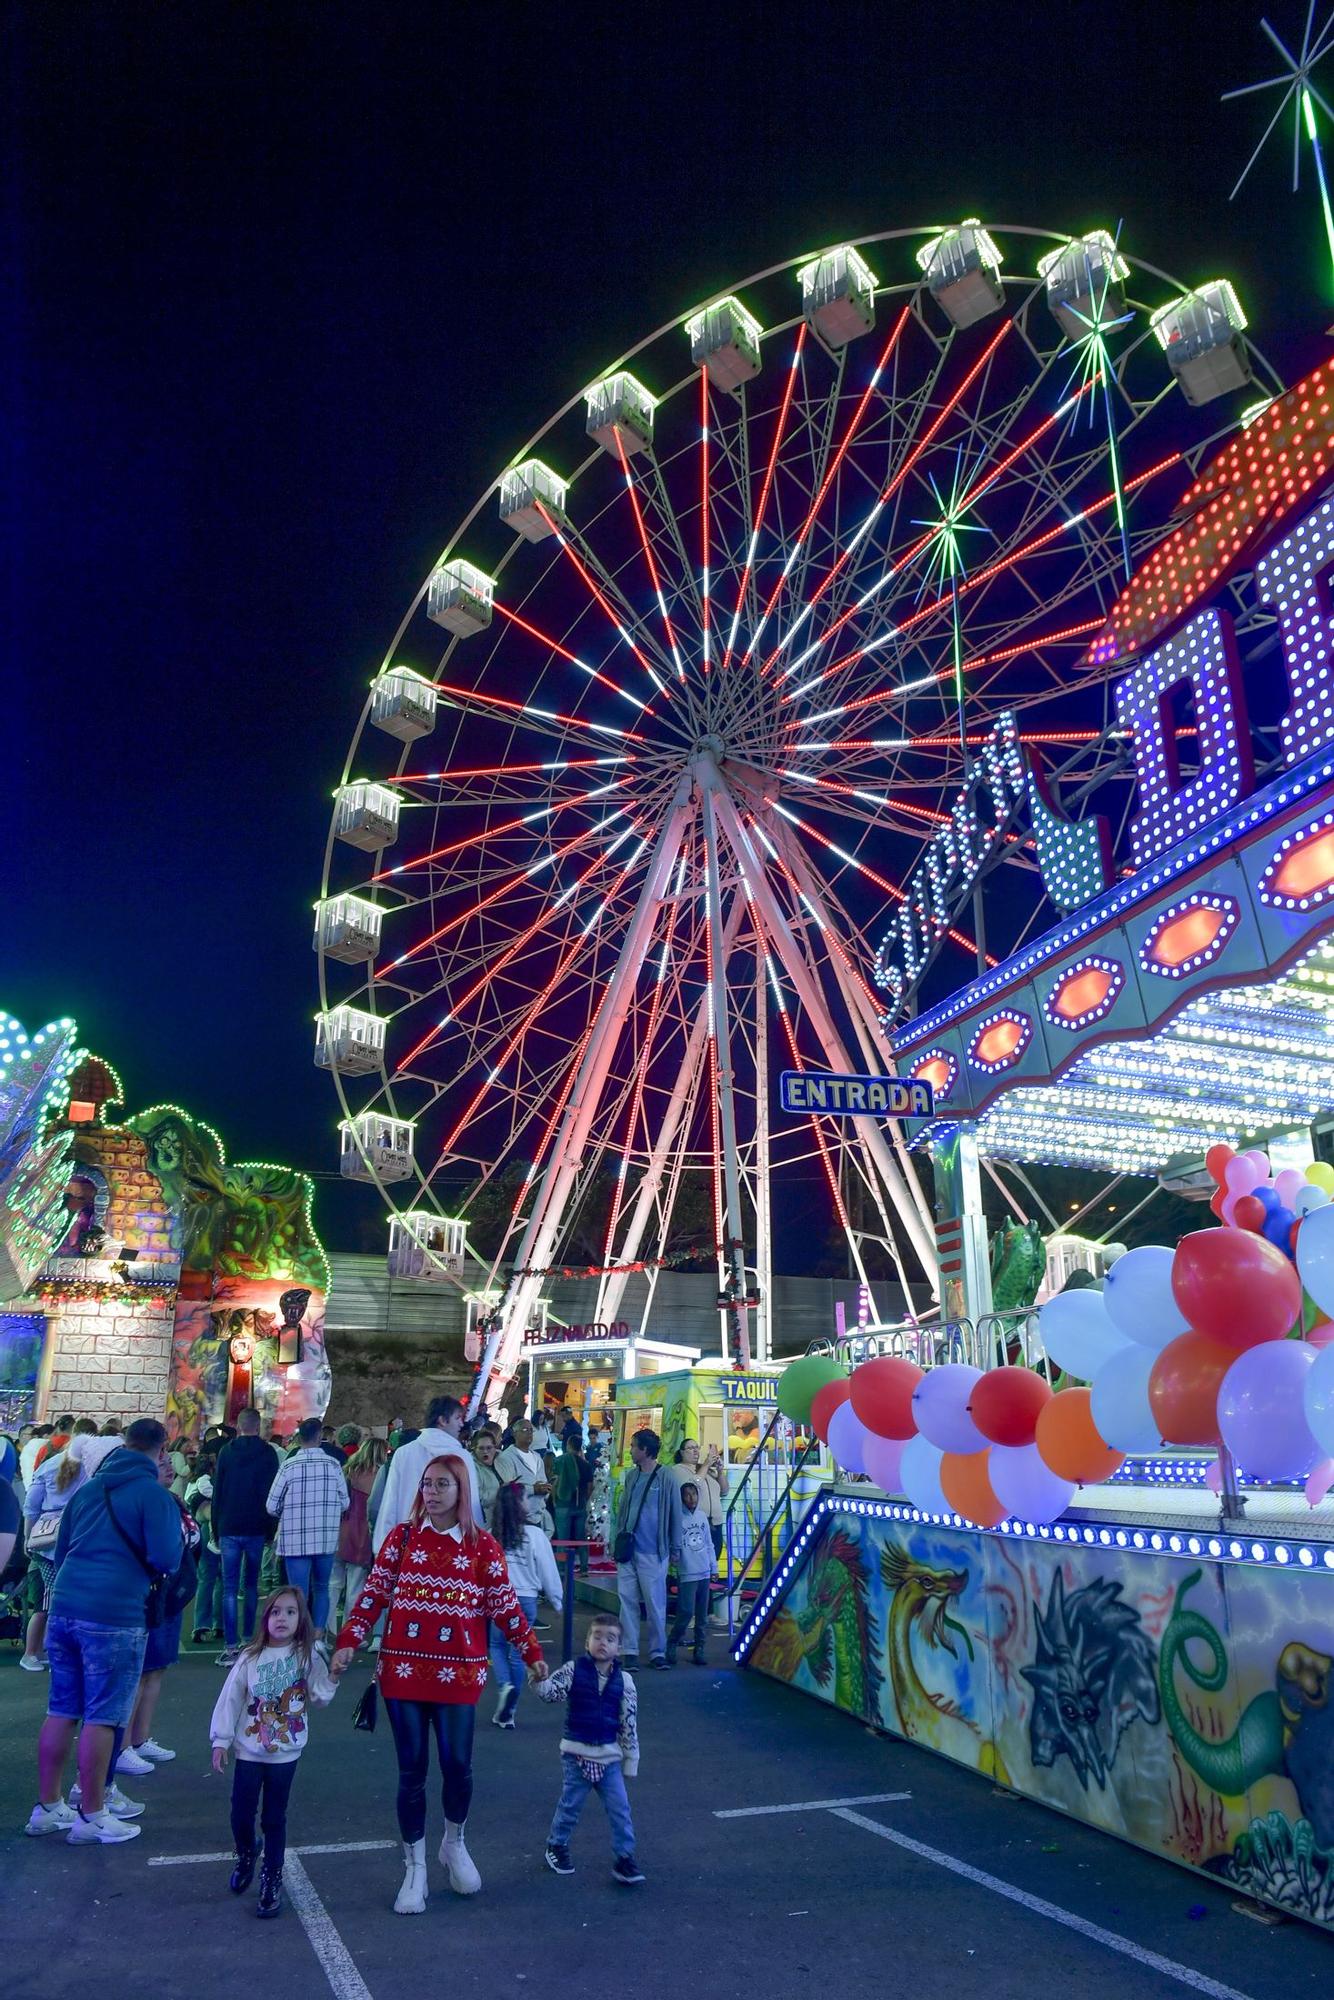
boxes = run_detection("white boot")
[440,1820,481,1894]
[394,1838,428,1914]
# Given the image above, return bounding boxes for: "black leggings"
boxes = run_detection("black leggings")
[230,1760,297,1871]
[384,1697,475,1842]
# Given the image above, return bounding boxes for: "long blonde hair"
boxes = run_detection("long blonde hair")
[54,1419,99,1491]
[347,1435,388,1481]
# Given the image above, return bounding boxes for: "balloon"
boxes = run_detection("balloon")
[1303,1340,1334,1457]
[1035,1388,1126,1485]
[1102,1246,1190,1350]
[988,1442,1077,1526]
[1306,1161,1334,1195]
[1172,1229,1302,1348]
[1306,1458,1334,1506]
[1275,1168,1307,1209]
[778,1354,847,1423]
[912,1364,985,1454]
[1090,1341,1161,1452]
[850,1356,924,1440]
[1307,1318,1334,1351]
[1205,1142,1234,1184]
[826,1398,872,1476]
[862,1433,905,1493]
[1297,1202,1334,1320]
[810,1377,852,1443]
[1038,1289,1128,1379]
[1294,1186,1331,1220]
[1217,1340,1321,1482]
[1242,1149,1271,1179]
[1232,1194,1267,1233]
[1148,1331,1235,1444]
[940,1450,1006,1528]
[899,1435,949,1514]
[970,1367,1052,1447]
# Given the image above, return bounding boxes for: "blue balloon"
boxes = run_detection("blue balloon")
[1263,1203,1297,1259]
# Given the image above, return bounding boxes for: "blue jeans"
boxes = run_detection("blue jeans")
[489,1593,536,1710]
[46,1614,147,1728]
[548,1753,635,1857]
[221,1535,267,1648]
[554,1504,588,1572]
[670,1577,711,1653]
[193,1544,222,1637]
[282,1552,334,1630]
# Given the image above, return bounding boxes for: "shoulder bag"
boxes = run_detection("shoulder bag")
[25,1509,64,1557]
[613,1464,659,1565]
[101,1487,196,1630]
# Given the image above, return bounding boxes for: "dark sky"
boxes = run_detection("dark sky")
[6,0,1331,1253]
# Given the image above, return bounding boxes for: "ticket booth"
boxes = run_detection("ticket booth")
[524,1324,700,1439]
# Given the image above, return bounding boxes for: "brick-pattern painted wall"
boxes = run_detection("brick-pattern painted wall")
[42,1297,175,1421]
[74,1128,175,1258]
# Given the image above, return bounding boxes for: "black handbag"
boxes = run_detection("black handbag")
[613,1465,659,1564]
[101,1487,197,1630]
[351,1681,378,1732]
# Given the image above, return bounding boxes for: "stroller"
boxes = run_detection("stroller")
[0,1526,31,1649]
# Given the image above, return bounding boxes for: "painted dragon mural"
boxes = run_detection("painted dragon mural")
[1021,1571,1159,1790]
[129,1106,326,1286]
[751,1526,883,1724]
[880,1544,1010,1780]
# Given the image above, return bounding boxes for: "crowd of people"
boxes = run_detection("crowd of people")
[0,1394,729,1914]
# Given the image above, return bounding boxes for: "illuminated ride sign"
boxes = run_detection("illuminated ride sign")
[778,1070,934,1117]
[885,361,1334,1171]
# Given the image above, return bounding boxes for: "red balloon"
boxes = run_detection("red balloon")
[970,1367,1052,1447]
[849,1356,923,1440]
[1210,1188,1226,1219]
[1148,1331,1234,1444]
[1205,1143,1234,1185]
[1171,1228,1302,1347]
[1231,1194,1266,1233]
[940,1450,1006,1528]
[810,1378,851,1444]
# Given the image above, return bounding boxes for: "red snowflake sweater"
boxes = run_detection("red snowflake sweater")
[336,1519,542,1704]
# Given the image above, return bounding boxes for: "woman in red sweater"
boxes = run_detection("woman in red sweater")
[331,1455,546,1915]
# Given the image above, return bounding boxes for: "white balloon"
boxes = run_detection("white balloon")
[899,1434,949,1514]
[1294,1185,1331,1219]
[1090,1342,1161,1452]
[1102,1245,1190,1350]
[1304,1340,1334,1459]
[1297,1200,1334,1318]
[1038,1289,1129,1380]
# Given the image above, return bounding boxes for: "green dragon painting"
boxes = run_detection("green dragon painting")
[751,1525,883,1724]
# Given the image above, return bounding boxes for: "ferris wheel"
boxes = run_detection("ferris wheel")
[315,219,1282,1409]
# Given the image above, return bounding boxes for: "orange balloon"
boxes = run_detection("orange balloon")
[1148,1330,1233,1445]
[1035,1387,1126,1485]
[939,1449,1006,1528]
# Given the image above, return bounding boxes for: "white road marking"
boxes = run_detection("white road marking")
[831,1809,1257,2000]
[148,1838,395,1866]
[714,1791,912,1819]
[286,1854,374,2000]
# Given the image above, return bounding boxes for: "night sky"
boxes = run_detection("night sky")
[7,1,1333,1255]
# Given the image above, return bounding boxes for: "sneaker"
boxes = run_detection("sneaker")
[114,1745,155,1776]
[18,1654,47,1673]
[612,1854,646,1885]
[621,1655,640,1670]
[71,1781,144,1820]
[216,1646,241,1668]
[692,1651,707,1666]
[25,1799,77,1836]
[650,1654,671,1670]
[533,1619,551,1632]
[135,1738,175,1764]
[544,1843,575,1876]
[67,1808,141,1845]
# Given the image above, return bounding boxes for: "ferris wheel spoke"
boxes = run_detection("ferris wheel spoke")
[539,506,679,703]
[429,675,649,750]
[720,324,808,670]
[491,598,659,717]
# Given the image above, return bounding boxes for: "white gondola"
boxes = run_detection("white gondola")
[585,372,656,457]
[334,781,401,852]
[686,296,763,392]
[426,559,495,637]
[370,666,437,742]
[799,247,876,348]
[339,1113,414,1183]
[1037,230,1129,342]
[313,894,382,964]
[314,1006,385,1075]
[916,220,1005,330]
[386,1211,467,1281]
[1151,281,1252,407]
[499,459,569,542]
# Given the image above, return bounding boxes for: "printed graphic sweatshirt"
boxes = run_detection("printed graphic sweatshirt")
[210,1644,338,1765]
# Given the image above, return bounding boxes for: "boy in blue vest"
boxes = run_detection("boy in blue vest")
[537,1611,643,1883]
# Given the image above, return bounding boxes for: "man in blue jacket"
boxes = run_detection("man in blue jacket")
[28,1418,182,1845]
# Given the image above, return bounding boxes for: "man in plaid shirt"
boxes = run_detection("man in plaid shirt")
[266,1417,349,1636]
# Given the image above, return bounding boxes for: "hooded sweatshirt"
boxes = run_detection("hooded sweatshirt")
[24,1434,123,1526]
[51,1447,183,1628]
[371,1430,481,1553]
[213,1433,281,1538]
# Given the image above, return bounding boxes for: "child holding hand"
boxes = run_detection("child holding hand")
[537,1610,643,1885]
[210,1586,337,1918]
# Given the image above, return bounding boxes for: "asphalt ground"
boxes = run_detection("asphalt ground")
[3,1617,1333,2000]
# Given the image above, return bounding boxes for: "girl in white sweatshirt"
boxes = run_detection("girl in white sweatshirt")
[488,1479,562,1729]
[209,1586,337,1918]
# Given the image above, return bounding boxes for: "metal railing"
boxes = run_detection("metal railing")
[804,1306,1051,1378]
[722,1409,821,1636]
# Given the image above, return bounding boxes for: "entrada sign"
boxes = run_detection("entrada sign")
[875,363,1334,1014]
[779,1070,935,1117]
